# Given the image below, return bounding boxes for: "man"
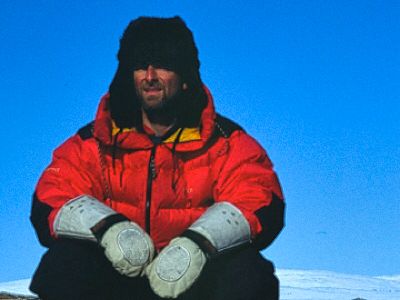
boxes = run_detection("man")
[30,16,285,300]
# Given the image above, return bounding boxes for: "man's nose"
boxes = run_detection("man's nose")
[145,65,158,81]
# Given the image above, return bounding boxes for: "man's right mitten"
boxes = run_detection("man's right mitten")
[53,195,154,277]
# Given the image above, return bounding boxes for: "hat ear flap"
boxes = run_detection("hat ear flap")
[109,64,141,128]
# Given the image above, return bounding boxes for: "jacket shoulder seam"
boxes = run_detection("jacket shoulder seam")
[215,114,244,138]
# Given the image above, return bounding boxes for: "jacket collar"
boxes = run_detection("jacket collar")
[93,86,217,151]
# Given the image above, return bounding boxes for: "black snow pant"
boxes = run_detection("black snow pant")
[30,239,279,300]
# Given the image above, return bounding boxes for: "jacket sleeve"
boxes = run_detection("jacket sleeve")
[214,130,285,250]
[30,134,105,247]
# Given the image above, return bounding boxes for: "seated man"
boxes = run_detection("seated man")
[29,16,285,300]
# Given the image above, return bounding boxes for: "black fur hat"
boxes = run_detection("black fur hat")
[109,16,206,128]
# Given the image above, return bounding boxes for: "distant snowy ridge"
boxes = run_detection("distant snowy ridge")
[277,269,400,300]
[0,278,35,297]
[377,274,400,282]
[1,270,400,300]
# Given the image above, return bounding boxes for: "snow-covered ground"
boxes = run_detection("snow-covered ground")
[0,278,35,297]
[277,269,400,300]
[1,269,400,299]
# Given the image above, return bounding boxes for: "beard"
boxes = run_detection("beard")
[137,84,185,125]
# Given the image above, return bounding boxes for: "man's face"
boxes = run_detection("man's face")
[133,65,187,111]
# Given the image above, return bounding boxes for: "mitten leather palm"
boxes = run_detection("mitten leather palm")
[96,220,154,276]
[53,195,154,277]
[145,202,251,298]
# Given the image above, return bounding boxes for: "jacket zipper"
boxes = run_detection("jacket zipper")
[145,146,157,234]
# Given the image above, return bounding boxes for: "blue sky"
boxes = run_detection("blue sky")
[0,1,399,282]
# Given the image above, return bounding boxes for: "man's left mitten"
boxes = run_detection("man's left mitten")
[145,202,251,298]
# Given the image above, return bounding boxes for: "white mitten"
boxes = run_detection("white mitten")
[146,202,251,298]
[100,220,155,277]
[146,237,206,298]
[53,195,154,277]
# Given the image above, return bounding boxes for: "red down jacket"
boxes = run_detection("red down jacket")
[31,87,285,251]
